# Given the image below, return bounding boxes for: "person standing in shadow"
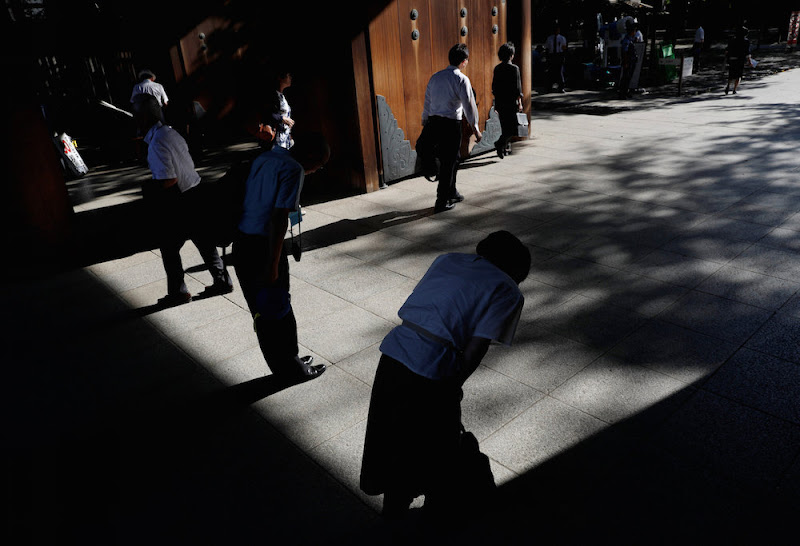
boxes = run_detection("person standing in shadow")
[135,95,233,305]
[544,25,567,93]
[491,42,524,159]
[724,26,751,95]
[360,230,531,519]
[233,133,330,380]
[416,43,482,213]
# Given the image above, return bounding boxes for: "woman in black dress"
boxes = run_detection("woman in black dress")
[725,27,751,95]
[491,42,524,158]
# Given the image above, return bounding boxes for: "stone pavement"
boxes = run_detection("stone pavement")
[5,68,800,544]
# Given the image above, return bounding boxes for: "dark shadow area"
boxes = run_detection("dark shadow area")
[444,385,798,545]
[2,267,386,546]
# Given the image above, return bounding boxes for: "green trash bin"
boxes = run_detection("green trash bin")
[660,44,678,82]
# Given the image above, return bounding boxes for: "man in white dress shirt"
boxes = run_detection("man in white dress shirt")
[544,25,568,92]
[693,26,705,72]
[417,43,482,213]
[131,70,169,121]
[136,95,233,305]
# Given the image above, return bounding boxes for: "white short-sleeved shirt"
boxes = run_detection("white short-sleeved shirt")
[421,66,480,134]
[144,122,200,192]
[695,27,705,42]
[131,79,169,106]
[237,147,304,236]
[545,33,567,54]
[380,253,524,380]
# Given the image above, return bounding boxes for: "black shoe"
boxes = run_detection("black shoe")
[298,355,325,379]
[158,292,192,306]
[434,200,455,213]
[450,191,465,203]
[204,279,234,296]
[495,143,505,159]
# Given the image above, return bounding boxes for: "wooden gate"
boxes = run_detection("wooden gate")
[368,0,509,182]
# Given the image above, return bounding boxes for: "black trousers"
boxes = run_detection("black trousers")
[494,103,519,152]
[142,182,226,295]
[546,52,565,89]
[233,234,300,374]
[417,116,462,203]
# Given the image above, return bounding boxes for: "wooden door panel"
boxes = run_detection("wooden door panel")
[428,0,460,71]
[369,1,407,131]
[397,0,433,147]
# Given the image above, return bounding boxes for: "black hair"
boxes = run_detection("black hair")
[290,132,330,171]
[476,230,531,284]
[498,42,515,62]
[448,43,470,66]
[137,69,155,82]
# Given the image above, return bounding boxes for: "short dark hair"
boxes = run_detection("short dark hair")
[498,42,515,62]
[448,43,469,66]
[476,230,531,284]
[138,69,155,82]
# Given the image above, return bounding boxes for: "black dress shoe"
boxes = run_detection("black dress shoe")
[298,355,325,379]
[158,292,192,306]
[450,191,465,203]
[434,200,455,213]
[495,144,505,159]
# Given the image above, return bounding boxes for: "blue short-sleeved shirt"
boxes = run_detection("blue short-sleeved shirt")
[380,253,524,380]
[238,147,304,236]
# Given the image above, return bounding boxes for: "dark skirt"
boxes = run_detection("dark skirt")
[360,354,462,498]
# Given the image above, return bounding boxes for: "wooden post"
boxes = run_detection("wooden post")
[351,31,381,193]
[521,0,532,121]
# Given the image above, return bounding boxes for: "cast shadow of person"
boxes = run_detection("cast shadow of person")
[299,208,433,252]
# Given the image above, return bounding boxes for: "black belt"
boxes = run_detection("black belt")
[402,321,462,354]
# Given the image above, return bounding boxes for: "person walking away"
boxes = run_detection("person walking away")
[135,95,233,306]
[544,25,567,92]
[724,27,751,95]
[233,133,330,380]
[692,25,705,72]
[131,70,169,122]
[618,22,638,99]
[491,42,524,159]
[416,43,482,213]
[360,230,531,519]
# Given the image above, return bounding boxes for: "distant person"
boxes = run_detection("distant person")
[693,25,705,72]
[633,22,644,43]
[135,95,233,305]
[544,25,567,92]
[724,26,751,95]
[233,133,330,380]
[618,21,639,99]
[491,42,524,159]
[268,68,295,150]
[131,70,169,121]
[416,43,482,213]
[360,230,531,518]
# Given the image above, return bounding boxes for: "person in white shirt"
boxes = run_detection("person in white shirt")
[136,95,233,305]
[416,43,482,213]
[131,70,169,121]
[693,26,705,72]
[360,230,531,518]
[544,25,568,92]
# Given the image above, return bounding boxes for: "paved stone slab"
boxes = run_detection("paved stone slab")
[705,348,800,424]
[745,312,800,364]
[608,319,738,385]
